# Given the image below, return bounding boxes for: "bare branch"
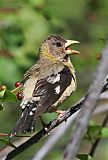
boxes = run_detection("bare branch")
[63,44,108,160]
[30,102,108,160]
[32,110,80,160]
[1,86,107,160]
[93,103,108,115]
[1,49,108,159]
[1,101,107,160]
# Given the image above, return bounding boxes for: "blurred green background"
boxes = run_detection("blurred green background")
[0,0,108,159]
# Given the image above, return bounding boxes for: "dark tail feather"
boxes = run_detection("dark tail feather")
[10,102,37,137]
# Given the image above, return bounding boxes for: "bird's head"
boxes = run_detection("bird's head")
[39,34,80,63]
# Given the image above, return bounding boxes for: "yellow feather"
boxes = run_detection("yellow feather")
[41,45,58,62]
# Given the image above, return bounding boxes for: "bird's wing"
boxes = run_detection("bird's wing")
[23,64,40,82]
[32,66,74,115]
[11,66,75,135]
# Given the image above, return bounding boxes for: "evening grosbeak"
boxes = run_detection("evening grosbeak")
[11,34,79,136]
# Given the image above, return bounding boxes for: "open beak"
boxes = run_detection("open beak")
[65,40,80,55]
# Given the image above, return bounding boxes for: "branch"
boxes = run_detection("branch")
[63,44,108,160]
[1,98,107,160]
[31,101,108,160]
[32,110,80,160]
[31,100,108,160]
[2,108,83,160]
[1,84,107,160]
[93,103,108,115]
[1,56,108,160]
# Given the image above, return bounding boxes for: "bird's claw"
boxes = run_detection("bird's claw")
[56,110,66,120]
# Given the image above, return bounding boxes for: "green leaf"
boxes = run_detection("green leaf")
[0,90,5,100]
[86,125,101,141]
[0,138,16,148]
[88,125,101,136]
[0,103,4,111]
[99,127,108,138]
[87,124,108,139]
[77,154,94,160]
[2,90,17,102]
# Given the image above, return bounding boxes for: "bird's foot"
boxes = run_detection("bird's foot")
[56,110,66,120]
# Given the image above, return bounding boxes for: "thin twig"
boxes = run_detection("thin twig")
[93,103,108,115]
[63,44,108,160]
[11,85,22,93]
[89,113,108,156]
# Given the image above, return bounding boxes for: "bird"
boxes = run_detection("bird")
[10,34,80,136]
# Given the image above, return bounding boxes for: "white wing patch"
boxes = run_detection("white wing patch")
[52,74,60,84]
[53,78,76,107]
[47,74,60,84]
[29,111,33,115]
[21,105,26,109]
[55,85,60,94]
[32,107,37,111]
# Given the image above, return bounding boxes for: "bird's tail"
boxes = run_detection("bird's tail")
[10,101,37,137]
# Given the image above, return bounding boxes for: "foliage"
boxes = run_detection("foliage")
[0,90,17,102]
[0,138,16,148]
[77,154,94,160]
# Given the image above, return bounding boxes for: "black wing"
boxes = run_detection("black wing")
[32,66,74,114]
[11,66,74,135]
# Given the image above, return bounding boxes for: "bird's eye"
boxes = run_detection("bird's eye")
[55,42,62,47]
